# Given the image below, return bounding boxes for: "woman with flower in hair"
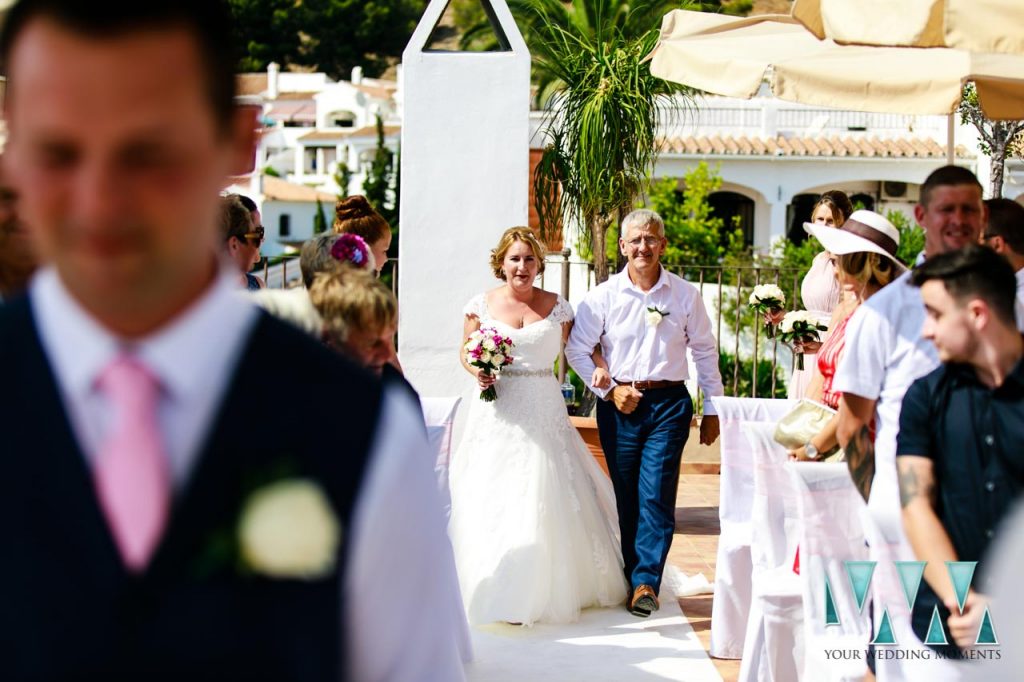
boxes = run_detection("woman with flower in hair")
[333,195,390,276]
[448,226,626,627]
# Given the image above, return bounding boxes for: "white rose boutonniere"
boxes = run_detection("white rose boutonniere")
[239,479,340,579]
[646,306,670,328]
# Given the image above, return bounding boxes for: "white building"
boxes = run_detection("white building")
[229,63,401,255]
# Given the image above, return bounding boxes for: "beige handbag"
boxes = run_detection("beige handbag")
[773,399,844,461]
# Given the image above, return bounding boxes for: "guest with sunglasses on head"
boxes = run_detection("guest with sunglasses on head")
[220,194,265,290]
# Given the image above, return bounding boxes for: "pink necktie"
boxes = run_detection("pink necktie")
[93,355,170,572]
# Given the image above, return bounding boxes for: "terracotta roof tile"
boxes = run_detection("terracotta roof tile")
[656,133,969,159]
[262,176,337,203]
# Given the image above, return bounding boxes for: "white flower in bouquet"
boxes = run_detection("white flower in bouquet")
[748,284,786,307]
[778,310,828,370]
[239,479,340,579]
[464,326,516,402]
[779,310,817,334]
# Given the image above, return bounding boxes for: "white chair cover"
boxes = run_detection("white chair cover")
[789,462,870,682]
[710,396,795,659]
[737,422,804,682]
[418,395,472,664]
[420,396,462,519]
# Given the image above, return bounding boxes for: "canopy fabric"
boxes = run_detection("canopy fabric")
[792,0,1024,56]
[646,11,1024,120]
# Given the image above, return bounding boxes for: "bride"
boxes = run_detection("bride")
[448,227,627,626]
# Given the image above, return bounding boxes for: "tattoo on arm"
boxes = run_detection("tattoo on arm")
[898,462,936,509]
[845,425,875,503]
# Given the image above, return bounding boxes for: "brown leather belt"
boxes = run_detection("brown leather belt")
[615,379,687,391]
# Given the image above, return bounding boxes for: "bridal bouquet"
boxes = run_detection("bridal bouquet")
[465,327,515,402]
[778,311,828,370]
[748,284,786,338]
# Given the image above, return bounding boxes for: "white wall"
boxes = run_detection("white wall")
[398,0,531,398]
[261,200,322,244]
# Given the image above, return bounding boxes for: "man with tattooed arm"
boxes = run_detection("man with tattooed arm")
[896,245,1024,655]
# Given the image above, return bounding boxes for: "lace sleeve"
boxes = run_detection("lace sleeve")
[462,293,485,320]
[549,296,575,324]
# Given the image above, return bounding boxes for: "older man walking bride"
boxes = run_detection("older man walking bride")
[567,209,724,617]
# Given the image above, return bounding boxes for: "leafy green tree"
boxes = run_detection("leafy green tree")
[886,208,925,266]
[229,0,426,79]
[458,0,753,56]
[959,83,1024,198]
[229,0,302,73]
[313,198,328,234]
[362,114,398,226]
[646,162,745,271]
[333,161,353,198]
[530,0,693,283]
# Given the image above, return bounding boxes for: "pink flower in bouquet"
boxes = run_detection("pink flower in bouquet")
[464,326,515,401]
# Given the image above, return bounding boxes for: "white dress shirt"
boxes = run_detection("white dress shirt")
[30,265,467,682]
[566,267,724,414]
[832,270,939,543]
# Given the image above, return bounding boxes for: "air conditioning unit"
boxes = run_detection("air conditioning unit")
[880,181,920,202]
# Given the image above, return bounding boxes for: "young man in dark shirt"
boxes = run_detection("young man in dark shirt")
[898,244,1024,653]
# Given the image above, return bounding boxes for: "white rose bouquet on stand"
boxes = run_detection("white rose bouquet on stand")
[465,327,515,402]
[778,311,828,370]
[748,284,786,338]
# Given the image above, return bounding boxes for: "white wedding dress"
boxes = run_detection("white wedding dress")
[448,293,627,626]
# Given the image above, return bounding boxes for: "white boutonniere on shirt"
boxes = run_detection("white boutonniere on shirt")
[238,479,341,579]
[646,306,670,328]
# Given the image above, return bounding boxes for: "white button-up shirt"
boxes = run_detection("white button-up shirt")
[30,266,467,682]
[566,267,724,414]
[832,270,939,542]
[1015,267,1024,332]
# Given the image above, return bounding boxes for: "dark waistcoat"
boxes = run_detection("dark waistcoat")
[0,298,381,682]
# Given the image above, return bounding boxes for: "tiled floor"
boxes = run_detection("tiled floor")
[669,473,741,682]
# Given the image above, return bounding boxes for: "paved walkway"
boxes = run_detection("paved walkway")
[670,473,740,682]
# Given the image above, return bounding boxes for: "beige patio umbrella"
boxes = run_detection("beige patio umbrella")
[792,0,1024,55]
[646,11,1024,120]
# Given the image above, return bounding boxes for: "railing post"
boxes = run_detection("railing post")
[558,248,571,384]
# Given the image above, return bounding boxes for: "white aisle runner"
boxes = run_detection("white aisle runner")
[465,567,723,681]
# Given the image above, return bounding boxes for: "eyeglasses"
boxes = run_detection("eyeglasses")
[242,227,265,245]
[626,236,662,248]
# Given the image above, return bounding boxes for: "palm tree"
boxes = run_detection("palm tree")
[526,0,695,282]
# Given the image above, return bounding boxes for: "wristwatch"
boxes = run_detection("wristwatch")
[804,441,821,461]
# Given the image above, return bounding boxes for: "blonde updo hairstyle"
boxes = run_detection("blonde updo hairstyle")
[489,226,546,280]
[333,195,391,245]
[308,264,397,345]
[835,251,902,290]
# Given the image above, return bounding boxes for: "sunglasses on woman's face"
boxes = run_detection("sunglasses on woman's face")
[243,227,265,246]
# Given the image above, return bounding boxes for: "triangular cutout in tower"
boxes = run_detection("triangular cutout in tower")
[824,574,840,626]
[423,0,511,52]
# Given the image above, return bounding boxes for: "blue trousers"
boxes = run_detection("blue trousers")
[596,387,693,592]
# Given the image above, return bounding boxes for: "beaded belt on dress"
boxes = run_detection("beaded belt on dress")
[503,368,553,377]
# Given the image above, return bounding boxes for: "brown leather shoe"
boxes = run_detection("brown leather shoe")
[629,584,659,617]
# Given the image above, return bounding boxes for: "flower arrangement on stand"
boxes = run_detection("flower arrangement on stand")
[778,311,828,370]
[464,327,515,402]
[748,284,786,338]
